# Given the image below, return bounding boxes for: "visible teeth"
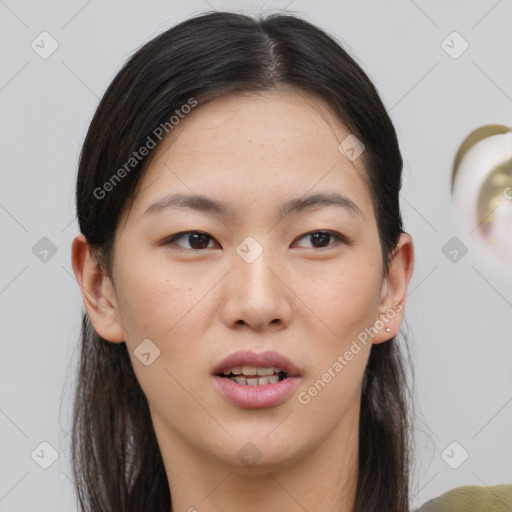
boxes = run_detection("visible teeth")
[223,366,281,376]
[257,367,281,376]
[228,374,280,385]
[223,366,243,375]
[242,365,257,376]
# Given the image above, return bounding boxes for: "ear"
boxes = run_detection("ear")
[372,232,414,344]
[71,233,125,343]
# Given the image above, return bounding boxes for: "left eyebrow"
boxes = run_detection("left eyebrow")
[142,191,363,219]
[279,192,363,218]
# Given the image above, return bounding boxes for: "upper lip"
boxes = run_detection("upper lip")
[212,350,302,377]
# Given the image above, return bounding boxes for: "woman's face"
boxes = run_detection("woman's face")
[80,88,411,475]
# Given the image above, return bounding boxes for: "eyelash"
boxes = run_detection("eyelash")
[162,230,348,252]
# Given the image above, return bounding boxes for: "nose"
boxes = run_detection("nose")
[220,245,292,332]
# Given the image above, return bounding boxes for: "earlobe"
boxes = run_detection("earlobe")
[373,233,414,344]
[71,234,125,343]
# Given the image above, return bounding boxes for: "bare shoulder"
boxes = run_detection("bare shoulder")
[416,484,512,512]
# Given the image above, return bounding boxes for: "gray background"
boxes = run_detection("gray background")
[1,0,511,510]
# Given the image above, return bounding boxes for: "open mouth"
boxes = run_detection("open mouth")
[211,357,302,408]
[218,367,289,386]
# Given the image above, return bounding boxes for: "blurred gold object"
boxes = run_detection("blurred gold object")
[451,124,512,264]
[476,160,512,239]
[452,124,510,191]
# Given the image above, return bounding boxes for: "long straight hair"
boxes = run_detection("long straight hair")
[71,10,414,511]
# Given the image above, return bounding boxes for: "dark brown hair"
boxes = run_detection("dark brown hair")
[71,10,414,511]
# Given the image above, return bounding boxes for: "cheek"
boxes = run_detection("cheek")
[293,327,370,447]
[114,261,205,340]
[297,259,382,341]
[115,267,206,412]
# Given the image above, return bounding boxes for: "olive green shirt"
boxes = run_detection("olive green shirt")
[417,484,512,511]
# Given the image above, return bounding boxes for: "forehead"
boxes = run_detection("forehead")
[126,88,374,222]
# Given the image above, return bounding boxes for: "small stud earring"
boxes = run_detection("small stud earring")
[385,327,391,332]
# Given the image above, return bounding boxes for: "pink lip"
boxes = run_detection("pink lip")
[211,350,303,409]
[211,374,301,409]
[211,349,302,377]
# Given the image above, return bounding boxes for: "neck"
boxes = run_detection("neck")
[153,408,360,512]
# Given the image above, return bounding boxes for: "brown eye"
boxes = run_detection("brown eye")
[294,231,346,249]
[164,231,218,250]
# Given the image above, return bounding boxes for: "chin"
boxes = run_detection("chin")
[211,432,308,473]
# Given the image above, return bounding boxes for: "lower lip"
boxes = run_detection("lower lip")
[211,375,302,409]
